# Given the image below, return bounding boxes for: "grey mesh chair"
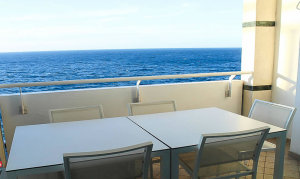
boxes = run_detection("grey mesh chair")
[179,126,270,179]
[248,99,296,151]
[49,105,104,123]
[128,100,176,116]
[63,142,153,179]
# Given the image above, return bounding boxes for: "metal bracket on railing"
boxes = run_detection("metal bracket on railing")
[19,87,28,114]
[136,80,141,102]
[225,75,236,97]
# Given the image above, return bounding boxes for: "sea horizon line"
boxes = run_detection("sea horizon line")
[0,47,242,54]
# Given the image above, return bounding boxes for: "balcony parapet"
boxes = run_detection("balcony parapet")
[0,71,252,115]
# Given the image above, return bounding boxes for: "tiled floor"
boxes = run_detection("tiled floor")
[152,140,300,179]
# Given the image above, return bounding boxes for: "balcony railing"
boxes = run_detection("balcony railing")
[0,71,252,89]
[0,71,252,115]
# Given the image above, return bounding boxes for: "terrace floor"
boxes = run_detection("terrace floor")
[152,140,300,179]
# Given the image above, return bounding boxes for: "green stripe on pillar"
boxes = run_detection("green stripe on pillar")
[242,21,275,28]
[243,85,272,91]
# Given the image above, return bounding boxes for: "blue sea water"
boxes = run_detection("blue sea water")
[0,48,241,94]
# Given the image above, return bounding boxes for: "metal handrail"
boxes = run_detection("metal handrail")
[0,71,252,89]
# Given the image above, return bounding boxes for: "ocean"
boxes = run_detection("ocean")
[0,48,241,94]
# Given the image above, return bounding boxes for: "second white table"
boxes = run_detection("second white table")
[128,107,287,179]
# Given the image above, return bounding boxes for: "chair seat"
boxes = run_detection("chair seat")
[179,151,252,178]
[262,141,276,151]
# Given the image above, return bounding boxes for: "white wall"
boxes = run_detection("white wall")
[139,81,243,112]
[272,0,300,155]
[0,80,243,154]
[292,45,300,155]
[272,0,300,106]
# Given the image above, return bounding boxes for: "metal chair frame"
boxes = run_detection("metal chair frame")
[180,127,270,179]
[248,99,296,130]
[49,105,104,123]
[128,100,176,116]
[63,142,153,179]
[248,99,296,151]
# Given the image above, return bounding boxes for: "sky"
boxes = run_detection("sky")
[0,0,243,52]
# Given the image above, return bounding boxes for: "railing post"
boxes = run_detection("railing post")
[19,87,27,114]
[225,75,236,97]
[136,80,142,103]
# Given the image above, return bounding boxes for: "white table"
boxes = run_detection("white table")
[6,117,171,179]
[128,107,287,179]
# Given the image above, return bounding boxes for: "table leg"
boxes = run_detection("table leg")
[273,131,286,179]
[6,171,17,179]
[171,149,180,179]
[160,150,171,179]
[171,147,196,179]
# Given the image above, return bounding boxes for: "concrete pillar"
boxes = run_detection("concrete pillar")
[241,0,277,116]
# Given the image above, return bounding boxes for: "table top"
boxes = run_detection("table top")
[6,117,168,171]
[128,107,285,149]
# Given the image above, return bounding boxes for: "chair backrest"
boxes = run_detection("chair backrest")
[128,100,176,116]
[49,105,104,123]
[248,99,296,129]
[63,142,153,179]
[192,126,270,179]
